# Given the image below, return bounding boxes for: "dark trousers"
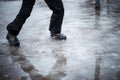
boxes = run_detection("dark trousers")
[7,0,64,36]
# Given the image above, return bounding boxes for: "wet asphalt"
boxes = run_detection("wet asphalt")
[0,0,120,80]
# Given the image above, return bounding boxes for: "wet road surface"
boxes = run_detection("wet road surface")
[0,0,120,80]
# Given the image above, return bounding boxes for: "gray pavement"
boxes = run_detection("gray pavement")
[0,0,120,80]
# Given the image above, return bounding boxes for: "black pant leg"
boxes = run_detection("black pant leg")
[44,0,64,34]
[7,0,35,36]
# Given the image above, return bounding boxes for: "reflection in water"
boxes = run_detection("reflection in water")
[9,47,48,80]
[95,0,100,9]
[0,43,31,80]
[4,40,67,80]
[95,6,100,29]
[94,54,102,80]
[106,0,111,15]
[47,43,67,80]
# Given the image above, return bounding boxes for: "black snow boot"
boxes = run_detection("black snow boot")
[51,33,67,40]
[6,32,20,47]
